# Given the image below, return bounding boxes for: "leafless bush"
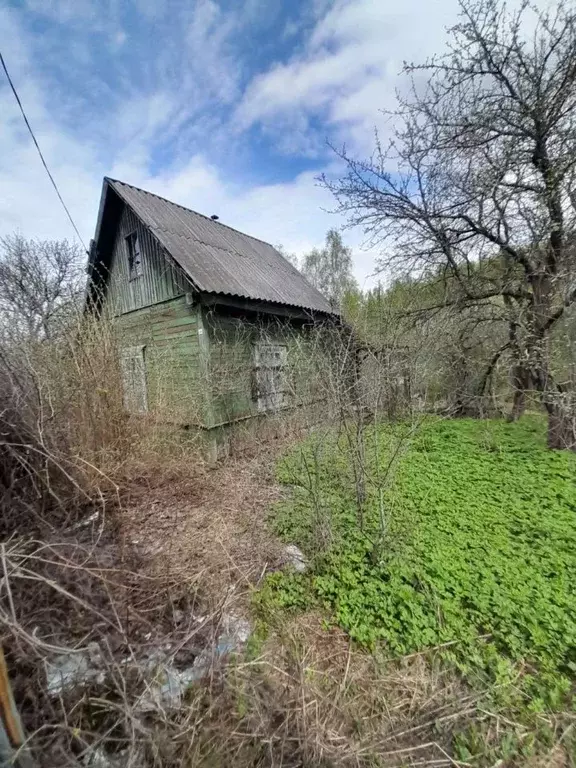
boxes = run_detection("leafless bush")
[0,235,84,342]
[254,309,435,562]
[0,313,131,538]
[0,532,239,767]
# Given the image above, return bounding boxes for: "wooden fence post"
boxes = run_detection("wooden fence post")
[0,646,35,767]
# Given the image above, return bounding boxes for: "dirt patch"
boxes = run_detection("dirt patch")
[119,445,288,602]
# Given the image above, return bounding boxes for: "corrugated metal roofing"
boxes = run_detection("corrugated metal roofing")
[105,178,335,315]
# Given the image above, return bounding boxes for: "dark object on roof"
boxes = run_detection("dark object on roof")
[210,214,219,221]
[90,177,335,316]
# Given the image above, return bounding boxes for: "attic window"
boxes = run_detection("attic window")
[126,232,143,280]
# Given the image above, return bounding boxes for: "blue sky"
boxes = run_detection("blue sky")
[0,0,465,285]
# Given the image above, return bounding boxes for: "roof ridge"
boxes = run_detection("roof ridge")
[104,176,280,252]
[93,176,336,315]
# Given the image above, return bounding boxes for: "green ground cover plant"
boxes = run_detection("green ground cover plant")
[261,417,576,761]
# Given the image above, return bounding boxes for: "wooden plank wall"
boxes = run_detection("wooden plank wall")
[203,309,320,427]
[106,206,189,315]
[204,310,256,425]
[115,296,206,426]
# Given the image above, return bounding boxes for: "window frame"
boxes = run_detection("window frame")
[252,341,289,413]
[119,345,148,414]
[126,231,143,281]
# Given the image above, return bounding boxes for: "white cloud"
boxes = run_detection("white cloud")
[0,67,379,284]
[0,32,378,284]
[3,0,469,287]
[98,0,244,168]
[0,7,103,247]
[113,91,177,145]
[113,30,127,46]
[182,0,241,104]
[236,0,459,152]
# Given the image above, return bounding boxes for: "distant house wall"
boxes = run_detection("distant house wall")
[106,205,189,315]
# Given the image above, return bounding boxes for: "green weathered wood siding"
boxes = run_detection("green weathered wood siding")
[202,308,321,427]
[115,296,206,425]
[204,310,255,426]
[106,205,189,315]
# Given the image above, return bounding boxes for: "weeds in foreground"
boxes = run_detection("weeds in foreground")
[2,528,481,767]
[262,416,576,764]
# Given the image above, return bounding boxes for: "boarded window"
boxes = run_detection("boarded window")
[120,346,148,413]
[253,342,288,412]
[126,232,143,280]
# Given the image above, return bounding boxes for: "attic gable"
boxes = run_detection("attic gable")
[89,177,335,316]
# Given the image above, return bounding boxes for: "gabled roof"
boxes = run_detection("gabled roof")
[91,177,335,316]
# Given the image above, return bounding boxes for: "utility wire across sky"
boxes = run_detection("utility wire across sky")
[0,50,89,253]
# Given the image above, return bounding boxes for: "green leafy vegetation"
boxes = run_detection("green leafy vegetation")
[262,417,576,758]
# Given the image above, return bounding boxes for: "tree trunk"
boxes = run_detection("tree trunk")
[476,345,507,419]
[507,364,530,422]
[507,387,526,422]
[546,404,575,449]
[525,275,576,450]
[504,304,530,423]
[538,390,576,450]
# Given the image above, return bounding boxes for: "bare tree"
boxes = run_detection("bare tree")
[0,235,85,341]
[324,0,576,449]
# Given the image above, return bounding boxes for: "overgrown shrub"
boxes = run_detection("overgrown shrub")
[0,315,130,536]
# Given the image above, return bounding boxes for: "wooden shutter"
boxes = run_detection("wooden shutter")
[253,342,288,412]
[120,346,148,413]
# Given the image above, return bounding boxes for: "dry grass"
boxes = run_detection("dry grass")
[178,612,476,768]
[118,436,292,601]
[1,516,472,768]
[529,745,571,768]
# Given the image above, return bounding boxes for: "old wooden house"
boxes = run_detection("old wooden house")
[87,178,336,454]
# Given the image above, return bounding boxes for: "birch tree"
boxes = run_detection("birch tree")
[302,229,357,308]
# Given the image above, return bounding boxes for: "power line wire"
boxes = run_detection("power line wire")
[0,50,89,253]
